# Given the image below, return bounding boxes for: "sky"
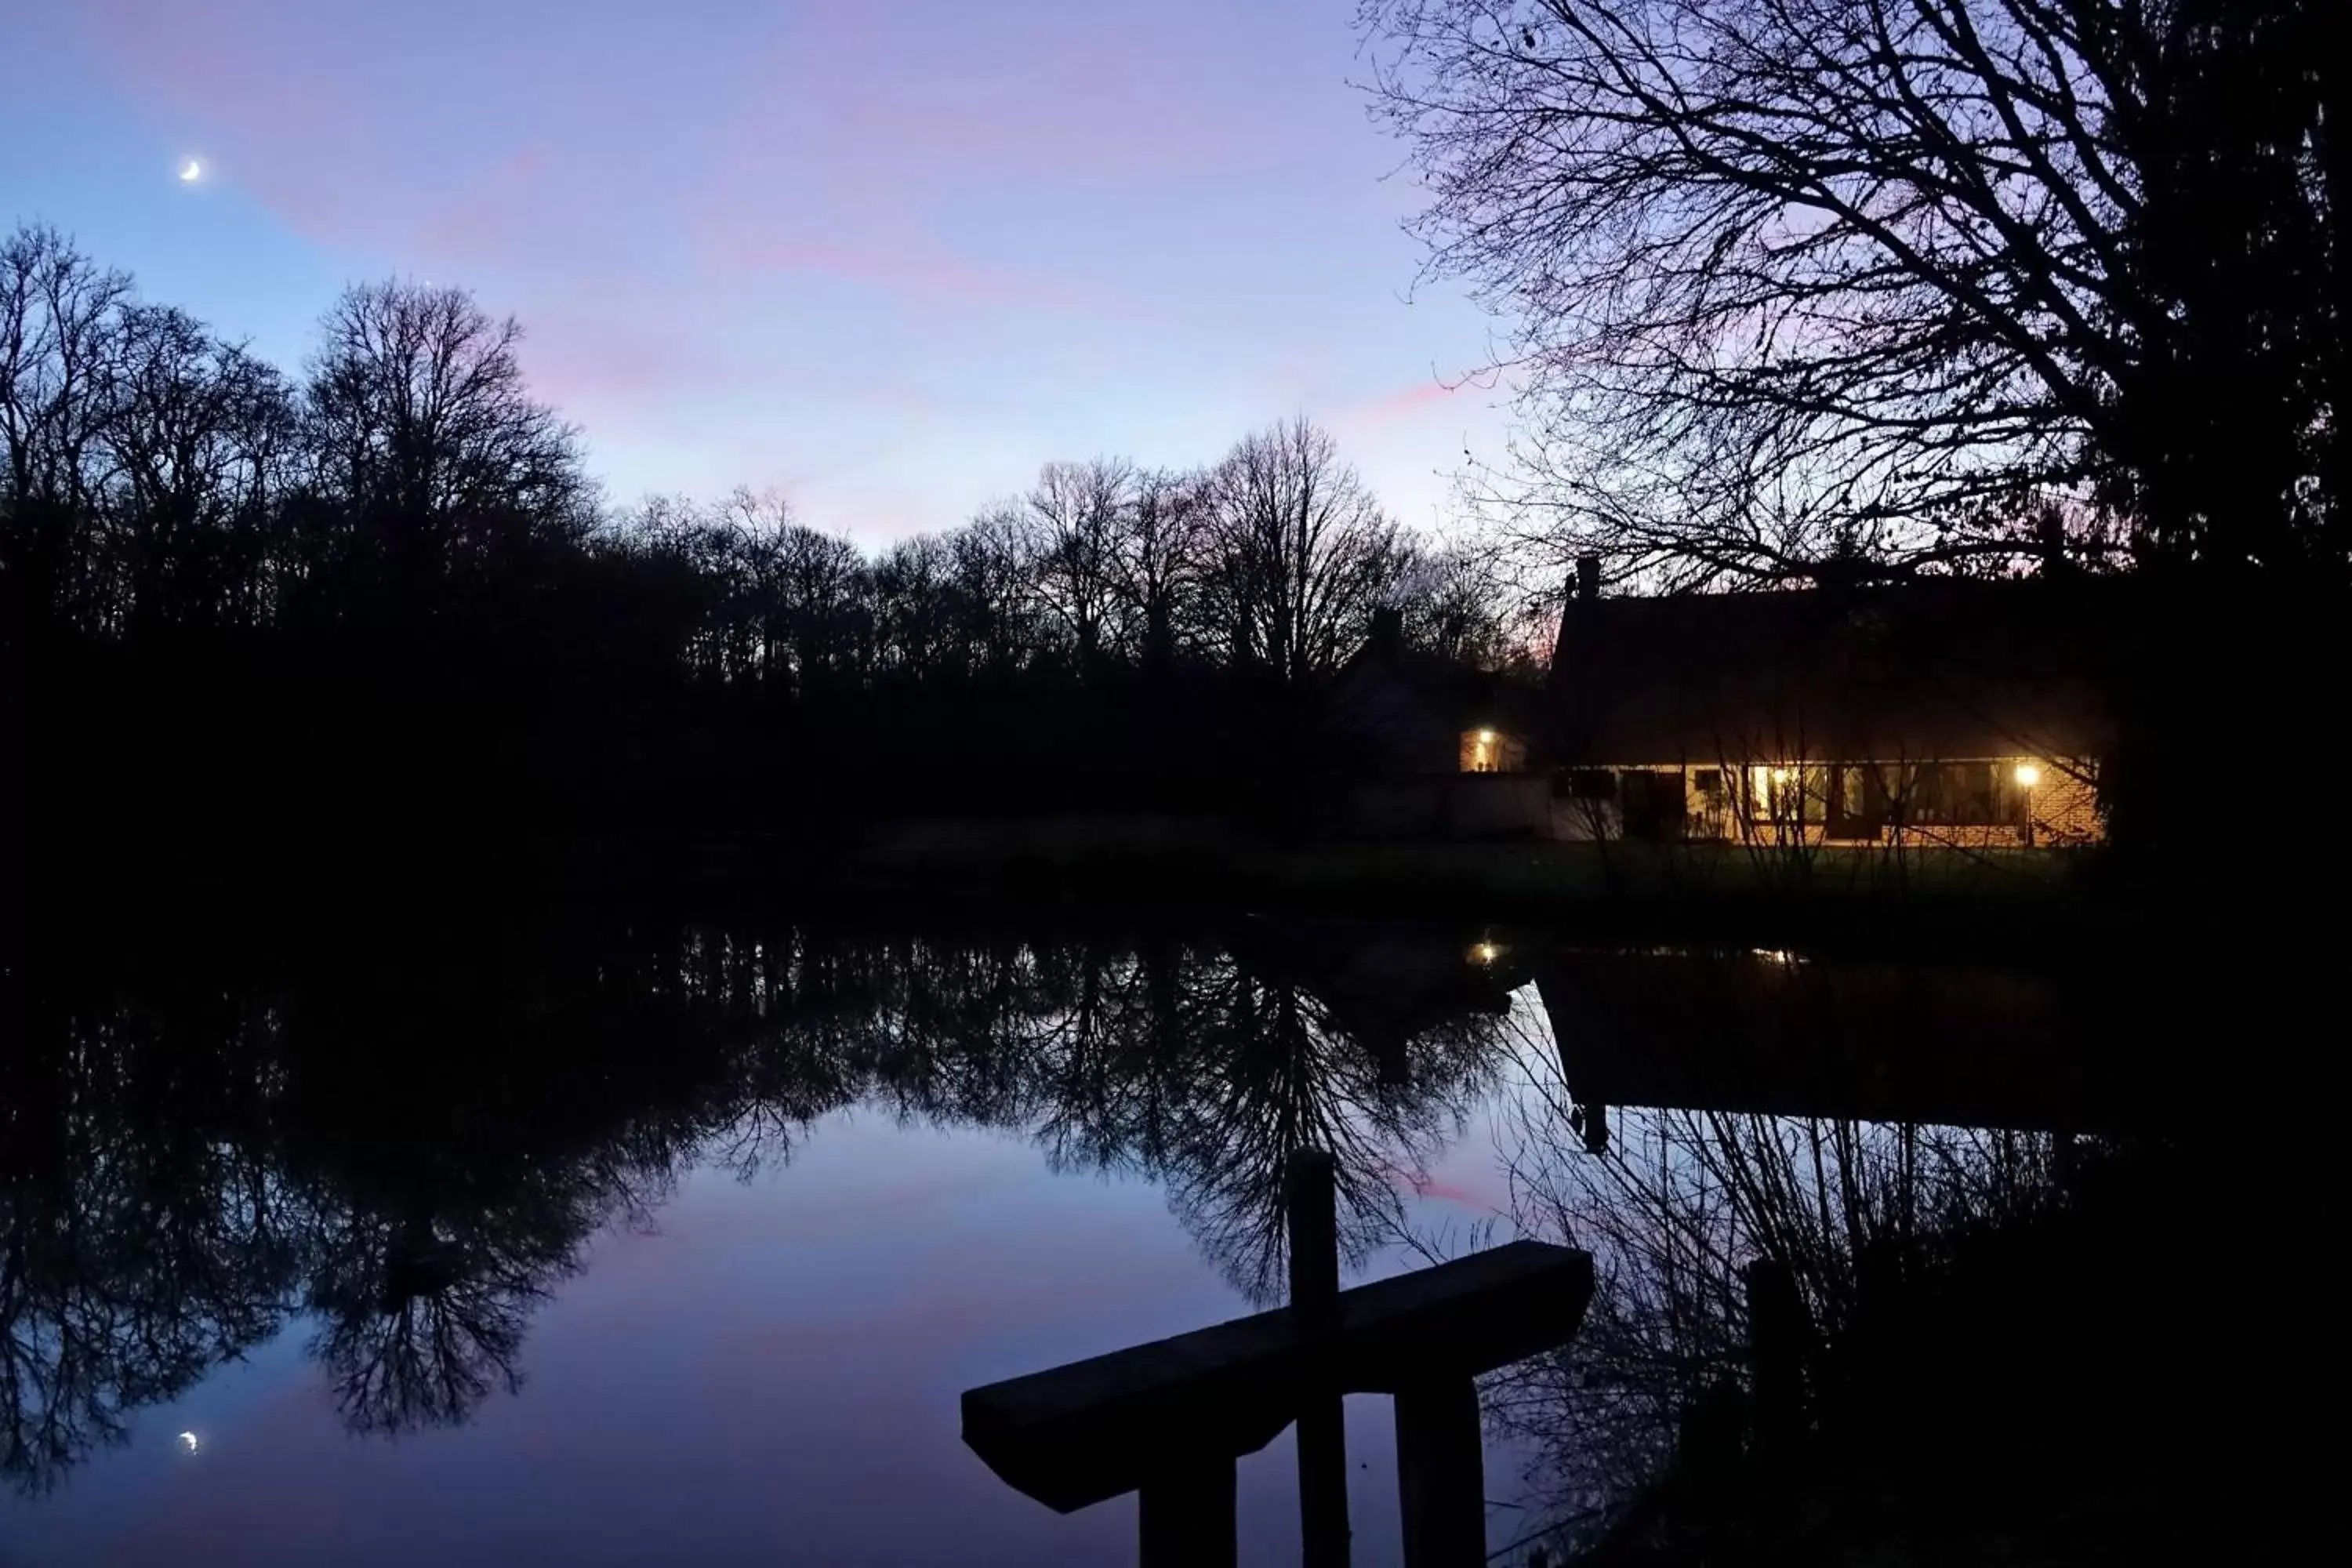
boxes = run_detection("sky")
[2,0,1515,548]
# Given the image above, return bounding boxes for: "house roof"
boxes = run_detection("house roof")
[1548,575,2122,764]
[1330,634,1541,731]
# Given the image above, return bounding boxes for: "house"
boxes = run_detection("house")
[1323,609,1548,838]
[1532,946,2128,1139]
[1546,559,2113,848]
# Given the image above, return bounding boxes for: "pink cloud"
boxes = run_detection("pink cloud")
[749,0,1264,180]
[1348,379,1464,426]
[62,0,1481,546]
[1403,1172,1491,1207]
[523,305,757,412]
[415,145,550,263]
[704,235,1059,310]
[1386,1154,1506,1211]
[673,0,1262,319]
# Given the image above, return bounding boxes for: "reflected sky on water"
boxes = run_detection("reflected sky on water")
[0,913,2200,1564]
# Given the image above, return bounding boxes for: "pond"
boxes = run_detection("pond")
[0,909,2296,1564]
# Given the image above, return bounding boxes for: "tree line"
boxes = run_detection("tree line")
[1,222,1518,670]
[0,223,1526,869]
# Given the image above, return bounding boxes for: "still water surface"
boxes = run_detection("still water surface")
[0,913,2164,1563]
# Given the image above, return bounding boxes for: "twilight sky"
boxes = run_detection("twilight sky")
[3,0,1513,546]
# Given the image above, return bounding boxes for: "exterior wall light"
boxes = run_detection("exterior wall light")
[2014,762,2042,788]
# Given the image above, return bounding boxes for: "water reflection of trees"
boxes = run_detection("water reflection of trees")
[2,999,302,1490]
[2,920,1512,1490]
[1472,1004,2071,1559]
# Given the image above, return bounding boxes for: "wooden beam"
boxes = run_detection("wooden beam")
[962,1241,1592,1513]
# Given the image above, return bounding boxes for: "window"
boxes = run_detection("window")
[1555,768,1617,801]
[1688,768,1729,837]
[1459,728,1526,773]
[1620,770,1688,840]
[1900,762,2005,826]
[1829,763,1892,840]
[1745,764,1827,826]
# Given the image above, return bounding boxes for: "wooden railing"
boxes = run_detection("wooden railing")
[960,1150,1595,1567]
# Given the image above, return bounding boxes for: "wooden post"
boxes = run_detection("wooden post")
[1287,1148,1349,1568]
[1394,1376,1484,1568]
[1744,1257,1808,1467]
[1138,1453,1236,1568]
[1287,1148,1339,1314]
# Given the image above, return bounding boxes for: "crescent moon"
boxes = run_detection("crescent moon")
[179,159,203,182]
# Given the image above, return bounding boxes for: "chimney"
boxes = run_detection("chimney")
[1575,554,1601,601]
[2035,513,2074,576]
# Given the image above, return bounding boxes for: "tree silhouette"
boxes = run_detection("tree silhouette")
[1360,0,2343,584]
[1201,416,1414,684]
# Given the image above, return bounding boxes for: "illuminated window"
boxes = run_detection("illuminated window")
[1746,764,1828,824]
[1459,729,1526,773]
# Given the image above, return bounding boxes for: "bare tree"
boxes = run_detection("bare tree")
[1359,0,2343,588]
[100,305,295,630]
[701,488,858,691]
[1025,456,1134,670]
[869,532,963,681]
[1391,544,1533,670]
[0,225,134,626]
[302,279,590,575]
[0,224,130,514]
[952,503,1047,677]
[1116,466,1209,666]
[1203,417,1412,682]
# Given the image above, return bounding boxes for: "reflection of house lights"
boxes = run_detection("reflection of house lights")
[2014,762,2042,788]
[1751,949,1800,965]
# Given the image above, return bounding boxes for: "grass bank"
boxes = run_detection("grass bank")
[830,815,2109,953]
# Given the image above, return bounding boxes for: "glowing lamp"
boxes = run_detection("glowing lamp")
[2013,762,2042,788]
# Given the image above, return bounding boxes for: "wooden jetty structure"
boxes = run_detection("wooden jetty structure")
[960,1150,1595,1567]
